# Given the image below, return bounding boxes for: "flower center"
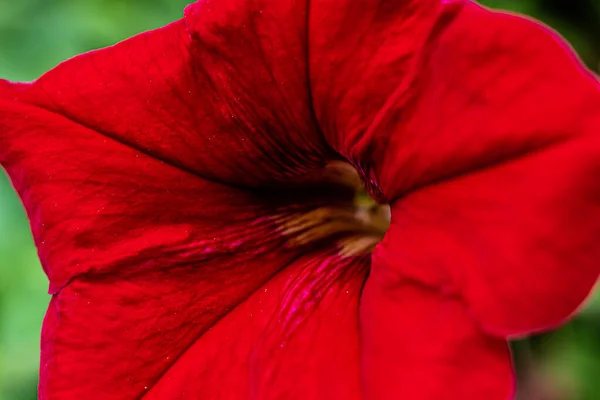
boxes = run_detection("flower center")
[278,161,390,257]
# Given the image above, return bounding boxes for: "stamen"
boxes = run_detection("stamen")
[277,162,390,256]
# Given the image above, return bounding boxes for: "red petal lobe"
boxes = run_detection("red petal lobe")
[310,0,600,335]
[360,276,514,399]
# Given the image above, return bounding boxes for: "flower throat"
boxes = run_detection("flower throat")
[278,162,391,257]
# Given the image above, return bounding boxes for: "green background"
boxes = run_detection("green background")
[0,1,598,399]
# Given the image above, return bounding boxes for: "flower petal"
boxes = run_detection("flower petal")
[11,9,329,187]
[0,97,275,398]
[310,0,600,334]
[0,13,365,399]
[360,278,514,399]
[144,252,368,400]
[0,4,376,398]
[0,88,356,398]
[376,137,600,337]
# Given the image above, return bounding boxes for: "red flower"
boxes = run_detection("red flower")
[1,0,599,399]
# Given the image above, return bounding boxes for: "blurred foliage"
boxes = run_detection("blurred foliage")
[0,0,598,399]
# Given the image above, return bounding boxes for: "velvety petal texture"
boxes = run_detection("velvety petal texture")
[310,0,600,334]
[0,0,598,399]
[0,92,358,398]
[360,281,514,398]
[0,13,356,398]
[17,17,328,187]
[144,252,368,400]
